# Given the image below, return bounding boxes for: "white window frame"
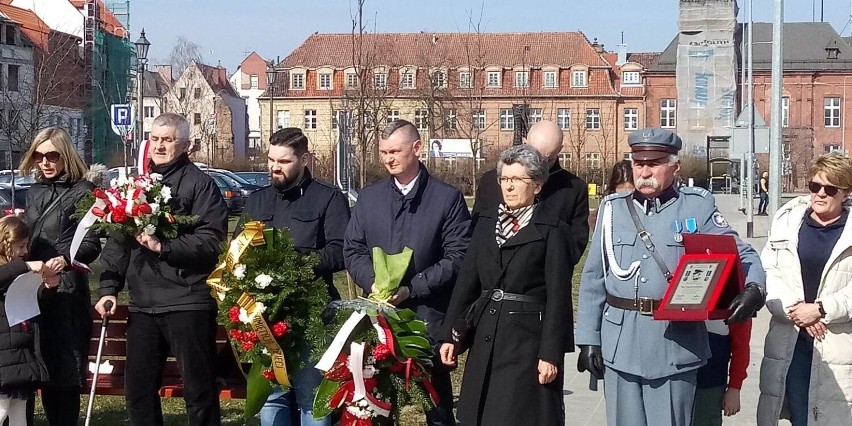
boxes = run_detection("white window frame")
[445,108,457,131]
[487,71,501,88]
[473,109,486,130]
[373,73,387,89]
[431,70,446,88]
[585,152,601,169]
[557,108,571,130]
[386,109,400,124]
[559,152,572,168]
[459,71,471,89]
[303,109,317,130]
[515,71,529,88]
[586,108,600,130]
[346,73,359,89]
[624,108,639,130]
[277,110,290,129]
[528,108,543,124]
[250,74,259,89]
[291,73,305,90]
[500,109,514,131]
[143,106,155,118]
[825,97,841,128]
[571,69,587,88]
[621,71,641,85]
[782,97,789,128]
[415,109,429,130]
[661,99,677,128]
[401,70,415,89]
[318,72,332,90]
[543,71,558,88]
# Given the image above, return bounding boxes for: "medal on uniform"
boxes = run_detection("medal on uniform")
[672,220,684,243]
[685,217,698,234]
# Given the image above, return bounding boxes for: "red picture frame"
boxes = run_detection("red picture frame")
[653,234,745,321]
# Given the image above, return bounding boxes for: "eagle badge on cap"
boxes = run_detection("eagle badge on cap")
[641,130,653,142]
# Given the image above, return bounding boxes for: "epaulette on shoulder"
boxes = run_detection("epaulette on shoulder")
[602,191,630,203]
[680,186,711,198]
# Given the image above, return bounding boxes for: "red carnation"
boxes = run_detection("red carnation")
[229,329,243,340]
[243,331,259,343]
[92,207,106,218]
[271,321,288,338]
[138,203,152,214]
[228,306,240,323]
[241,340,255,351]
[131,204,140,217]
[372,343,392,362]
[262,369,276,381]
[93,188,108,199]
[111,209,127,223]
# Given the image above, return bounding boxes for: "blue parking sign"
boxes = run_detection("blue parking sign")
[110,104,135,136]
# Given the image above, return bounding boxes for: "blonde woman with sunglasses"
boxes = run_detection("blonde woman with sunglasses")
[18,127,101,425]
[757,154,852,425]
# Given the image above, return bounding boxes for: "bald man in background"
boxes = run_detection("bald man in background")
[472,120,590,264]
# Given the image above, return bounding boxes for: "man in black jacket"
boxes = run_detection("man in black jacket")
[344,119,470,426]
[95,113,228,426]
[239,127,350,426]
[472,120,589,264]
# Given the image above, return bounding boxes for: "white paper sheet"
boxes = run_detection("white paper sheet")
[5,272,42,326]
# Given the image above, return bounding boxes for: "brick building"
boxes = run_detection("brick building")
[263,32,656,184]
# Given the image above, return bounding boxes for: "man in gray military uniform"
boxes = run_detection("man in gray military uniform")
[575,128,766,426]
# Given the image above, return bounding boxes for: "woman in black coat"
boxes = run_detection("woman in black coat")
[20,127,102,425]
[440,145,574,426]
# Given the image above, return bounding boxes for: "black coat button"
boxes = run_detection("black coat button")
[485,335,492,342]
[489,308,497,315]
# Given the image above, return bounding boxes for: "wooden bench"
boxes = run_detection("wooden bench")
[86,305,247,399]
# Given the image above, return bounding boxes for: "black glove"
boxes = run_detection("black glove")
[577,345,604,379]
[728,282,765,323]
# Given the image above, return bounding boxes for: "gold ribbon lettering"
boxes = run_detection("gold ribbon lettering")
[238,293,291,387]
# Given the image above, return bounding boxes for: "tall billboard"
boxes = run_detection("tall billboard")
[677,0,738,154]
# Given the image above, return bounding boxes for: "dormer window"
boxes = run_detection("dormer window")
[571,69,588,88]
[827,46,840,59]
[622,71,641,85]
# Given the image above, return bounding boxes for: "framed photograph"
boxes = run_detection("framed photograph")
[654,253,741,321]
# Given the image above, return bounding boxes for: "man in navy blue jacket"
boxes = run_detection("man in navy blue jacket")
[344,119,470,426]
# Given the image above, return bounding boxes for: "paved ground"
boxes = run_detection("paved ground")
[564,194,795,425]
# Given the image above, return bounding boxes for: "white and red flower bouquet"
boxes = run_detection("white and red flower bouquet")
[74,173,195,240]
[312,248,440,426]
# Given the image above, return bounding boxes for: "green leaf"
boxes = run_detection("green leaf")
[312,378,342,419]
[393,308,418,322]
[244,363,274,419]
[370,247,413,301]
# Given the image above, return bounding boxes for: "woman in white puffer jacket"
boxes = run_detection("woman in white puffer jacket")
[757,154,852,425]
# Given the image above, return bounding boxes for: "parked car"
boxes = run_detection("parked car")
[0,170,35,189]
[208,171,246,215]
[235,172,269,188]
[208,169,262,196]
[0,187,28,216]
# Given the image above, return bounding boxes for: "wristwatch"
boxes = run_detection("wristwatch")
[817,301,826,318]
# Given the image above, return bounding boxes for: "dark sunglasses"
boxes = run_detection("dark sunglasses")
[33,151,61,163]
[808,181,845,197]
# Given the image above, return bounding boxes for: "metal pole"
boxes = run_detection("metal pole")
[769,0,785,215]
[746,0,755,237]
[136,58,145,168]
[268,87,274,153]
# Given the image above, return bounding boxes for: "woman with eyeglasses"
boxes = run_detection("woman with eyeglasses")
[439,145,573,426]
[757,154,852,425]
[19,127,101,425]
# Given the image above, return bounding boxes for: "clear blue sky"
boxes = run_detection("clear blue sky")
[133,0,852,72]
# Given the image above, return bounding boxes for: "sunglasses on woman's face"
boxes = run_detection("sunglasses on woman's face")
[808,181,844,197]
[33,151,61,163]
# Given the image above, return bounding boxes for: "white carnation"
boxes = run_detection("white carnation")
[255,274,273,289]
[149,203,160,213]
[160,186,172,203]
[149,173,163,181]
[255,302,267,314]
[143,224,156,235]
[233,264,246,279]
[238,308,251,324]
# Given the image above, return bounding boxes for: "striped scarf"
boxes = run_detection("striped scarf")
[496,203,535,246]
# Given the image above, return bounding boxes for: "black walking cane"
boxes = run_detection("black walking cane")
[85,300,113,426]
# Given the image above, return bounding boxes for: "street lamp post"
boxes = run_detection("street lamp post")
[134,29,150,168]
[266,62,278,155]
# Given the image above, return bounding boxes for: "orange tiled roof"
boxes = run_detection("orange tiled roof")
[196,63,239,98]
[281,32,611,70]
[0,3,50,51]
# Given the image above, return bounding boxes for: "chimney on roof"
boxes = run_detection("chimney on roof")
[616,44,628,66]
[432,34,438,44]
[153,65,173,83]
[591,38,605,54]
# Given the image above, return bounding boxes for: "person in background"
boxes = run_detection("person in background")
[344,119,470,426]
[606,160,635,196]
[757,154,852,425]
[472,120,589,266]
[19,127,102,426]
[692,319,752,426]
[758,171,769,216]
